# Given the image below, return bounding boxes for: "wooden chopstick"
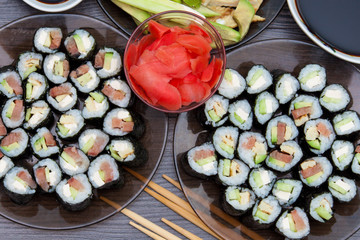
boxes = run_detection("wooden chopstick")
[162,174,182,190]
[161,218,203,240]
[100,196,182,240]
[129,221,167,240]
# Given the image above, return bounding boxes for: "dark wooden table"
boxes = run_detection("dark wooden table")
[0,1,358,239]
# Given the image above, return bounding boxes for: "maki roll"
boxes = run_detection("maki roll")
[33,27,62,53]
[47,82,77,112]
[274,72,300,104]
[1,97,24,129]
[228,100,253,130]
[16,51,43,80]
[93,47,122,79]
[59,146,90,176]
[56,174,92,211]
[289,95,323,126]
[0,67,23,98]
[217,69,246,99]
[276,207,310,239]
[304,119,336,154]
[308,192,333,223]
[33,158,62,193]
[24,72,48,103]
[0,153,14,178]
[23,100,51,130]
[237,132,268,168]
[0,117,6,139]
[30,127,59,158]
[78,129,109,157]
[0,128,28,158]
[64,29,96,61]
[272,179,303,207]
[320,84,350,112]
[70,62,100,93]
[88,154,123,189]
[299,157,333,187]
[331,140,354,171]
[101,78,133,108]
[246,65,272,94]
[266,141,303,172]
[265,115,298,148]
[43,52,70,84]
[249,167,276,198]
[221,186,256,217]
[298,64,326,92]
[107,137,148,167]
[213,126,238,159]
[201,94,229,128]
[82,91,109,120]
[351,144,360,175]
[328,175,356,202]
[181,142,218,179]
[333,110,360,136]
[254,91,279,125]
[56,109,84,139]
[217,159,249,186]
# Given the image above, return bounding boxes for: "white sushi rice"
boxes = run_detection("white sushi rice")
[187,143,218,176]
[47,82,77,112]
[43,52,68,84]
[204,94,229,127]
[218,69,246,99]
[64,29,95,59]
[1,128,28,158]
[103,108,133,136]
[246,65,272,94]
[96,47,122,79]
[70,61,100,93]
[309,192,333,223]
[328,176,357,202]
[24,100,50,130]
[56,174,92,205]
[228,100,253,130]
[82,92,109,119]
[320,84,350,112]
[17,52,43,80]
[275,73,300,104]
[272,179,303,207]
[331,140,354,171]
[333,111,360,136]
[104,78,132,108]
[213,126,239,159]
[59,147,89,176]
[31,127,59,158]
[4,167,36,195]
[0,70,22,98]
[252,195,281,224]
[266,141,303,172]
[108,139,136,163]
[0,156,14,178]
[265,115,299,148]
[2,97,24,129]
[34,27,62,54]
[218,159,249,186]
[78,129,109,155]
[225,187,255,211]
[254,91,279,125]
[33,158,62,192]
[237,132,268,168]
[298,64,326,92]
[56,109,84,138]
[276,207,310,239]
[88,154,119,188]
[299,157,333,187]
[304,119,335,155]
[249,167,276,198]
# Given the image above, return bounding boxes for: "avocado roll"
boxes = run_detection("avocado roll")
[82,91,109,120]
[0,117,6,139]
[1,97,24,129]
[59,146,90,176]
[331,140,354,171]
[218,69,246,99]
[33,158,62,193]
[237,132,268,168]
[0,153,14,178]
[101,78,133,108]
[298,64,326,92]
[265,115,298,148]
[299,157,332,187]
[274,72,300,104]
[64,29,96,61]
[24,72,48,103]
[78,129,109,157]
[304,119,336,154]
[213,126,238,159]
[254,91,279,125]
[266,141,303,172]
[43,52,70,84]
[94,47,122,79]
[3,166,37,204]
[221,186,256,216]
[0,128,28,158]
[328,175,356,202]
[308,192,333,223]
[30,127,59,158]
[202,94,229,128]
[228,100,253,130]
[70,62,100,93]
[320,84,350,112]
[276,207,310,239]
[249,167,276,198]
[16,51,43,80]
[34,27,62,54]
[56,109,84,139]
[246,65,272,94]
[47,82,77,112]
[351,145,360,175]
[56,173,92,211]
[289,95,323,126]
[24,100,51,130]
[0,67,23,98]
[217,159,249,186]
[272,179,302,208]
[333,111,360,136]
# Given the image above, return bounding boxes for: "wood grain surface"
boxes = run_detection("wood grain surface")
[0,0,358,239]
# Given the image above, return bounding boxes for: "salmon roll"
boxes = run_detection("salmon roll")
[30,127,59,158]
[221,186,256,217]
[274,72,300,104]
[78,129,109,158]
[24,72,48,103]
[320,84,350,113]
[102,78,133,108]
[0,128,28,158]
[0,152,14,178]
[228,99,253,130]
[276,207,310,239]
[333,110,360,136]
[246,65,272,94]
[304,119,335,154]
[0,67,23,98]
[70,62,100,93]
[254,91,279,125]
[64,29,96,61]
[59,146,90,176]
[331,140,354,171]
[82,91,109,120]
[201,94,229,128]
[43,52,70,84]
[24,100,51,130]
[299,157,332,187]
[33,158,62,193]
[217,69,246,99]
[328,175,357,202]
[47,82,77,112]
[265,115,298,148]
[266,141,303,172]
[56,109,84,139]
[289,95,323,126]
[2,97,24,129]
[16,51,43,80]
[298,64,326,92]
[34,27,62,54]
[237,132,268,168]
[249,167,276,198]
[213,126,238,159]
[308,192,333,223]
[351,144,360,175]
[93,47,122,79]
[217,159,249,186]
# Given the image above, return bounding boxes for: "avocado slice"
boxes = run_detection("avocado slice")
[2,142,20,152]
[258,99,267,115]
[287,213,296,232]
[233,0,255,41]
[73,34,86,53]
[109,146,122,161]
[57,123,69,136]
[329,181,347,194]
[69,186,78,200]
[5,102,15,118]
[61,151,77,168]
[98,170,106,182]
[306,171,323,184]
[89,92,105,103]
[248,69,263,87]
[253,171,263,187]
[222,159,231,177]
[197,156,216,166]
[322,96,341,104]
[81,137,95,154]
[271,127,277,144]
[104,52,114,70]
[277,182,294,193]
[77,72,92,86]
[254,154,267,164]
[224,69,233,82]
[25,82,33,99]
[23,65,37,79]
[183,0,201,8]
[34,138,42,152]
[300,71,319,84]
[208,109,221,122]
[335,117,353,129]
[25,108,32,122]
[40,136,47,150]
[54,60,64,76]
[112,1,151,23]
[219,142,234,155]
[44,33,51,48]
[45,167,50,183]
[338,153,347,162]
[228,188,240,201]
[315,206,332,220]
[255,209,269,221]
[234,112,245,124]
[124,116,133,122]
[1,79,13,94]
[294,101,312,109]
[307,140,321,150]
[268,157,286,167]
[209,21,241,44]
[356,153,360,164]
[14,176,28,188]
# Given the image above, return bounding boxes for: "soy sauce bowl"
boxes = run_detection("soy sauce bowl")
[23,0,82,12]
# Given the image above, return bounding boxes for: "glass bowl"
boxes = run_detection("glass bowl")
[123,10,226,114]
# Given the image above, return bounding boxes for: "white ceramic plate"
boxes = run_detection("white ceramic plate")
[287,0,360,64]
[23,0,82,12]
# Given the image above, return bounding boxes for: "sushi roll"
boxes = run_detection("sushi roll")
[16,52,43,80]
[1,97,24,129]
[23,100,51,130]
[298,64,326,92]
[274,72,300,104]
[93,47,122,79]
[0,117,6,139]
[217,69,246,99]
[43,52,70,84]
[107,137,148,167]
[308,192,333,223]
[266,141,303,172]
[272,179,303,207]
[24,72,48,103]
[320,84,350,112]
[0,67,23,98]
[228,100,253,130]
[221,186,256,217]
[47,82,77,112]
[64,29,96,61]
[331,140,354,171]
[0,153,14,178]
[237,132,268,168]
[217,159,250,186]
[70,62,100,93]
[3,167,37,204]
[56,174,92,211]
[328,175,356,202]
[304,119,336,154]
[30,127,59,158]
[201,94,229,128]
[289,95,323,126]
[249,167,276,198]
[0,128,28,158]
[276,207,310,239]
[299,157,333,187]
[59,146,90,176]
[87,154,123,189]
[33,158,62,193]
[333,110,360,136]
[351,144,360,175]
[33,27,62,54]
[101,78,133,108]
[212,126,238,159]
[82,91,109,120]
[246,65,272,94]
[265,115,298,148]
[56,109,84,139]
[78,129,109,157]
[254,91,279,125]
[181,142,218,179]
